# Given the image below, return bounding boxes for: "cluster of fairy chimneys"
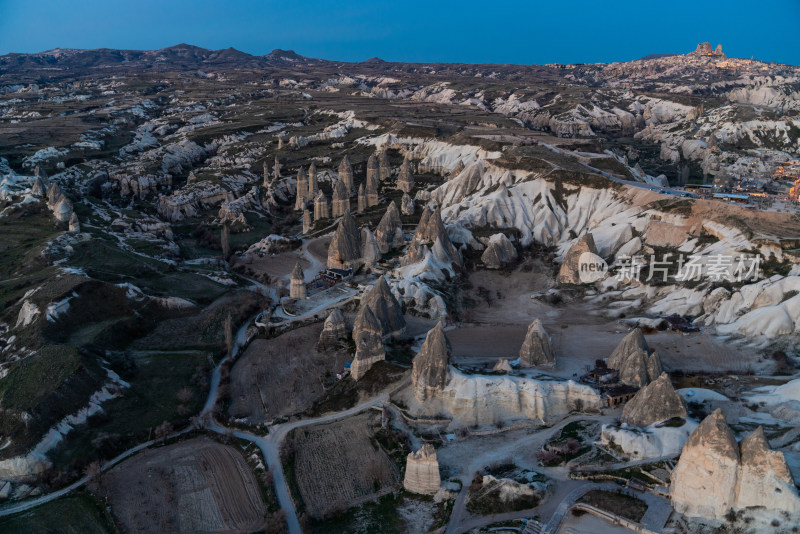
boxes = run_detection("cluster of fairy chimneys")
[30,165,80,232]
[670,409,800,523]
[266,148,415,234]
[324,198,461,274]
[606,327,663,388]
[315,275,406,380]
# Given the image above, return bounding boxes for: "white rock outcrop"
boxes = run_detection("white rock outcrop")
[670,409,800,524]
[481,233,517,269]
[403,444,441,495]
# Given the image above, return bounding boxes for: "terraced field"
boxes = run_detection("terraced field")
[285,412,400,518]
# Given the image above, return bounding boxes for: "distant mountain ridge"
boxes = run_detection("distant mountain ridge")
[0,43,330,75]
[0,42,788,81]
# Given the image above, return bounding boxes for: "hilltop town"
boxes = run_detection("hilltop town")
[1,41,800,534]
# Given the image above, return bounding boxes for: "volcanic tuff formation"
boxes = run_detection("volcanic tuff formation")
[375,201,403,253]
[337,155,354,193]
[307,163,318,198]
[331,178,349,217]
[366,154,379,188]
[360,227,381,266]
[68,212,80,232]
[365,163,379,207]
[378,149,391,181]
[290,262,306,299]
[607,328,663,387]
[401,192,415,215]
[519,319,556,367]
[670,409,800,522]
[493,358,512,373]
[403,206,460,268]
[557,233,599,284]
[481,233,517,269]
[620,372,687,427]
[327,211,362,269]
[350,307,385,380]
[352,276,406,338]
[403,444,441,495]
[294,167,308,210]
[411,322,452,402]
[357,183,366,213]
[313,191,329,221]
[318,308,347,350]
[397,155,414,193]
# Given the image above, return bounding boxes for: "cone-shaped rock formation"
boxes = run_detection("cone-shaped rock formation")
[621,372,687,427]
[411,322,452,402]
[327,212,362,269]
[519,319,556,367]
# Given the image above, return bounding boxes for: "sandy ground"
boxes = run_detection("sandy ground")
[557,511,638,534]
[103,437,267,533]
[229,323,351,422]
[236,250,310,281]
[306,235,332,264]
[451,269,761,376]
[405,314,439,338]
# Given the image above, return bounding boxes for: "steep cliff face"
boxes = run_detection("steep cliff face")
[403,444,441,495]
[519,319,556,367]
[670,409,740,520]
[735,427,800,514]
[670,410,800,523]
[327,211,362,269]
[607,328,662,388]
[410,370,603,426]
[411,322,452,402]
[318,308,347,350]
[351,307,385,380]
[621,372,687,427]
[352,275,406,338]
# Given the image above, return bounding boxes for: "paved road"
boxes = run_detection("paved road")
[0,309,257,519]
[444,413,617,534]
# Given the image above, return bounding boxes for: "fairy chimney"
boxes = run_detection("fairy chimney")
[290,262,306,299]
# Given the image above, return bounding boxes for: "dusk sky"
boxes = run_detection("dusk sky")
[1,0,799,65]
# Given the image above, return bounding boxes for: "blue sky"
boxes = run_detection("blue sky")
[1,0,798,65]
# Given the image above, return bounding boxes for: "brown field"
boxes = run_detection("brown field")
[286,413,400,518]
[229,323,352,422]
[102,437,269,533]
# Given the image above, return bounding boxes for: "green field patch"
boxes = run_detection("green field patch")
[0,491,116,534]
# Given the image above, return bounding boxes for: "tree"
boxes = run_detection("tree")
[84,460,104,495]
[154,421,174,443]
[221,224,230,258]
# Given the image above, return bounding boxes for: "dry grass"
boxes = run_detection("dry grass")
[228,323,352,422]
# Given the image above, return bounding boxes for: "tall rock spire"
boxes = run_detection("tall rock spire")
[411,322,451,402]
[326,211,362,269]
[338,155,354,194]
